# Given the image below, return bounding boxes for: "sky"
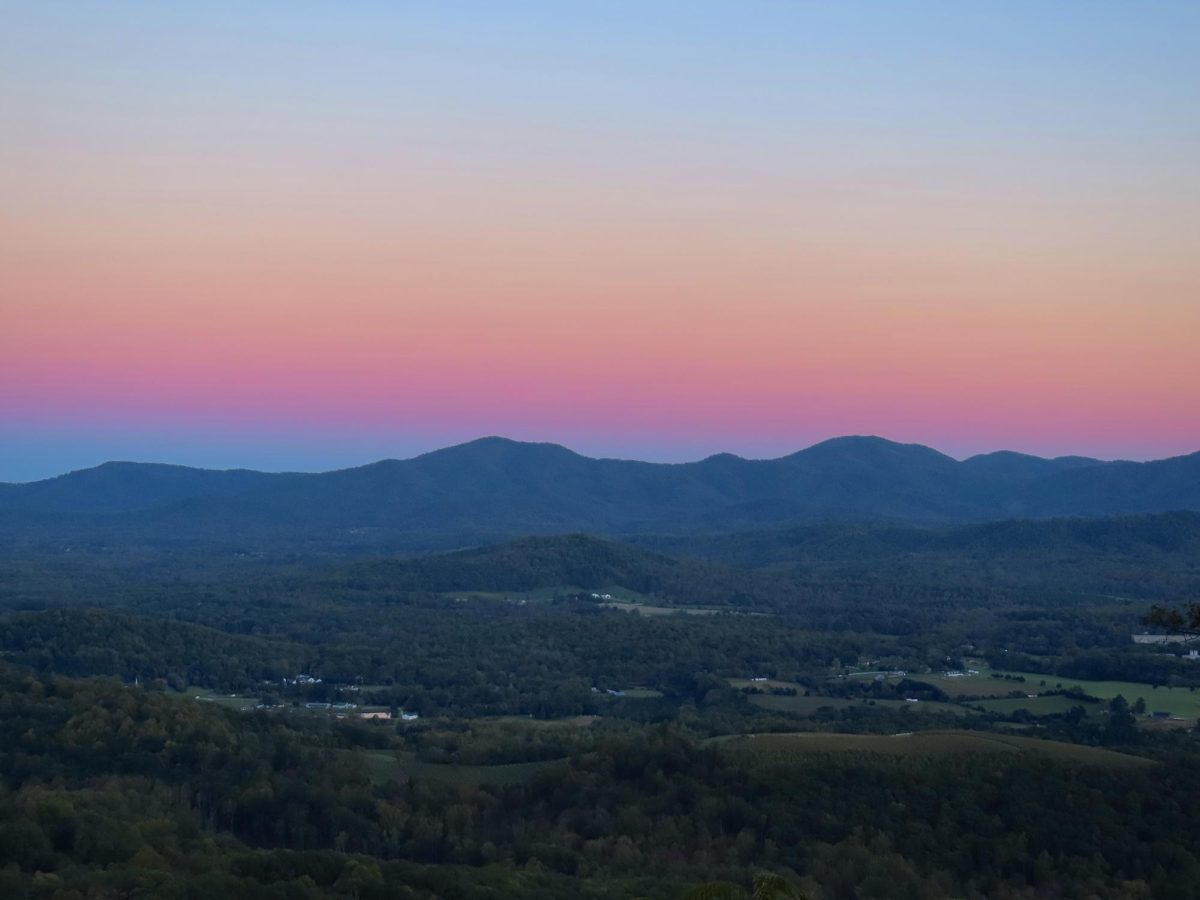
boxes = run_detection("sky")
[2,2,1199,481]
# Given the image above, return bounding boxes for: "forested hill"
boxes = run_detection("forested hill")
[316,534,793,609]
[309,513,1200,608]
[646,510,1200,566]
[2,436,1198,549]
[639,511,1200,601]
[0,608,310,688]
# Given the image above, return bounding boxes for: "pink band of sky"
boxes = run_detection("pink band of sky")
[2,3,1198,479]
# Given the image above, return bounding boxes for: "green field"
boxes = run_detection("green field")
[971,695,1104,717]
[442,585,654,604]
[846,672,1033,699]
[601,600,720,616]
[747,692,969,717]
[349,749,564,786]
[998,671,1200,718]
[715,730,1152,767]
[846,667,1200,719]
[185,687,261,710]
[480,714,601,728]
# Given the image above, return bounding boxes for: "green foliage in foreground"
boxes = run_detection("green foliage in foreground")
[2,666,1200,898]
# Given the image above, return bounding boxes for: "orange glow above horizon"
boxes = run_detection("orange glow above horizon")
[2,3,1199,476]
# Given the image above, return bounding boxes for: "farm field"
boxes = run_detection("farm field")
[843,670,1029,698]
[747,693,969,717]
[601,600,721,616]
[185,687,260,711]
[714,730,1153,767]
[998,671,1200,718]
[845,666,1200,719]
[480,714,601,728]
[971,695,1105,716]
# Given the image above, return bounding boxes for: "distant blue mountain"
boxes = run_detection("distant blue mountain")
[0,436,1196,546]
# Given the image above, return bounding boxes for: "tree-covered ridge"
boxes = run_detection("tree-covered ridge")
[321,534,805,610]
[638,512,1200,604]
[3,437,1199,551]
[0,608,310,691]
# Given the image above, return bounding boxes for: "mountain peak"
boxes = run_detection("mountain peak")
[417,436,580,460]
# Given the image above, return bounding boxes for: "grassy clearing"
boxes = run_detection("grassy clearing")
[747,693,969,717]
[971,695,1104,717]
[347,749,564,786]
[480,714,601,728]
[843,671,1031,698]
[997,671,1200,718]
[912,674,1032,699]
[601,601,721,616]
[847,667,1200,719]
[185,687,260,711]
[716,730,1151,767]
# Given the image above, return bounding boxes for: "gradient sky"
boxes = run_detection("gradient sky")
[3,2,1199,481]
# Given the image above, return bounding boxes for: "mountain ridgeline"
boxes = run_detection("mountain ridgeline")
[2,436,1198,550]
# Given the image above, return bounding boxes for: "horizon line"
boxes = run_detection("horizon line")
[7,433,1195,485]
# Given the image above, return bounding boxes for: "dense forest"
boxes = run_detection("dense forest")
[2,510,1199,897]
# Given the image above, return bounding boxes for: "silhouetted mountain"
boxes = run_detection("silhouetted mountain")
[1,436,1197,548]
[0,461,283,514]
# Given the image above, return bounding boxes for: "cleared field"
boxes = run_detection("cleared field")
[185,687,260,711]
[716,730,1151,767]
[971,695,1104,717]
[480,714,601,728]
[601,601,720,616]
[845,668,1200,718]
[348,749,564,786]
[844,671,1033,698]
[748,693,969,717]
[998,671,1200,718]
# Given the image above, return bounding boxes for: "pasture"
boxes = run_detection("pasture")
[971,695,1104,717]
[998,671,1200,718]
[747,692,969,717]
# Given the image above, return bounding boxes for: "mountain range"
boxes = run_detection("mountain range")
[1,436,1198,548]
